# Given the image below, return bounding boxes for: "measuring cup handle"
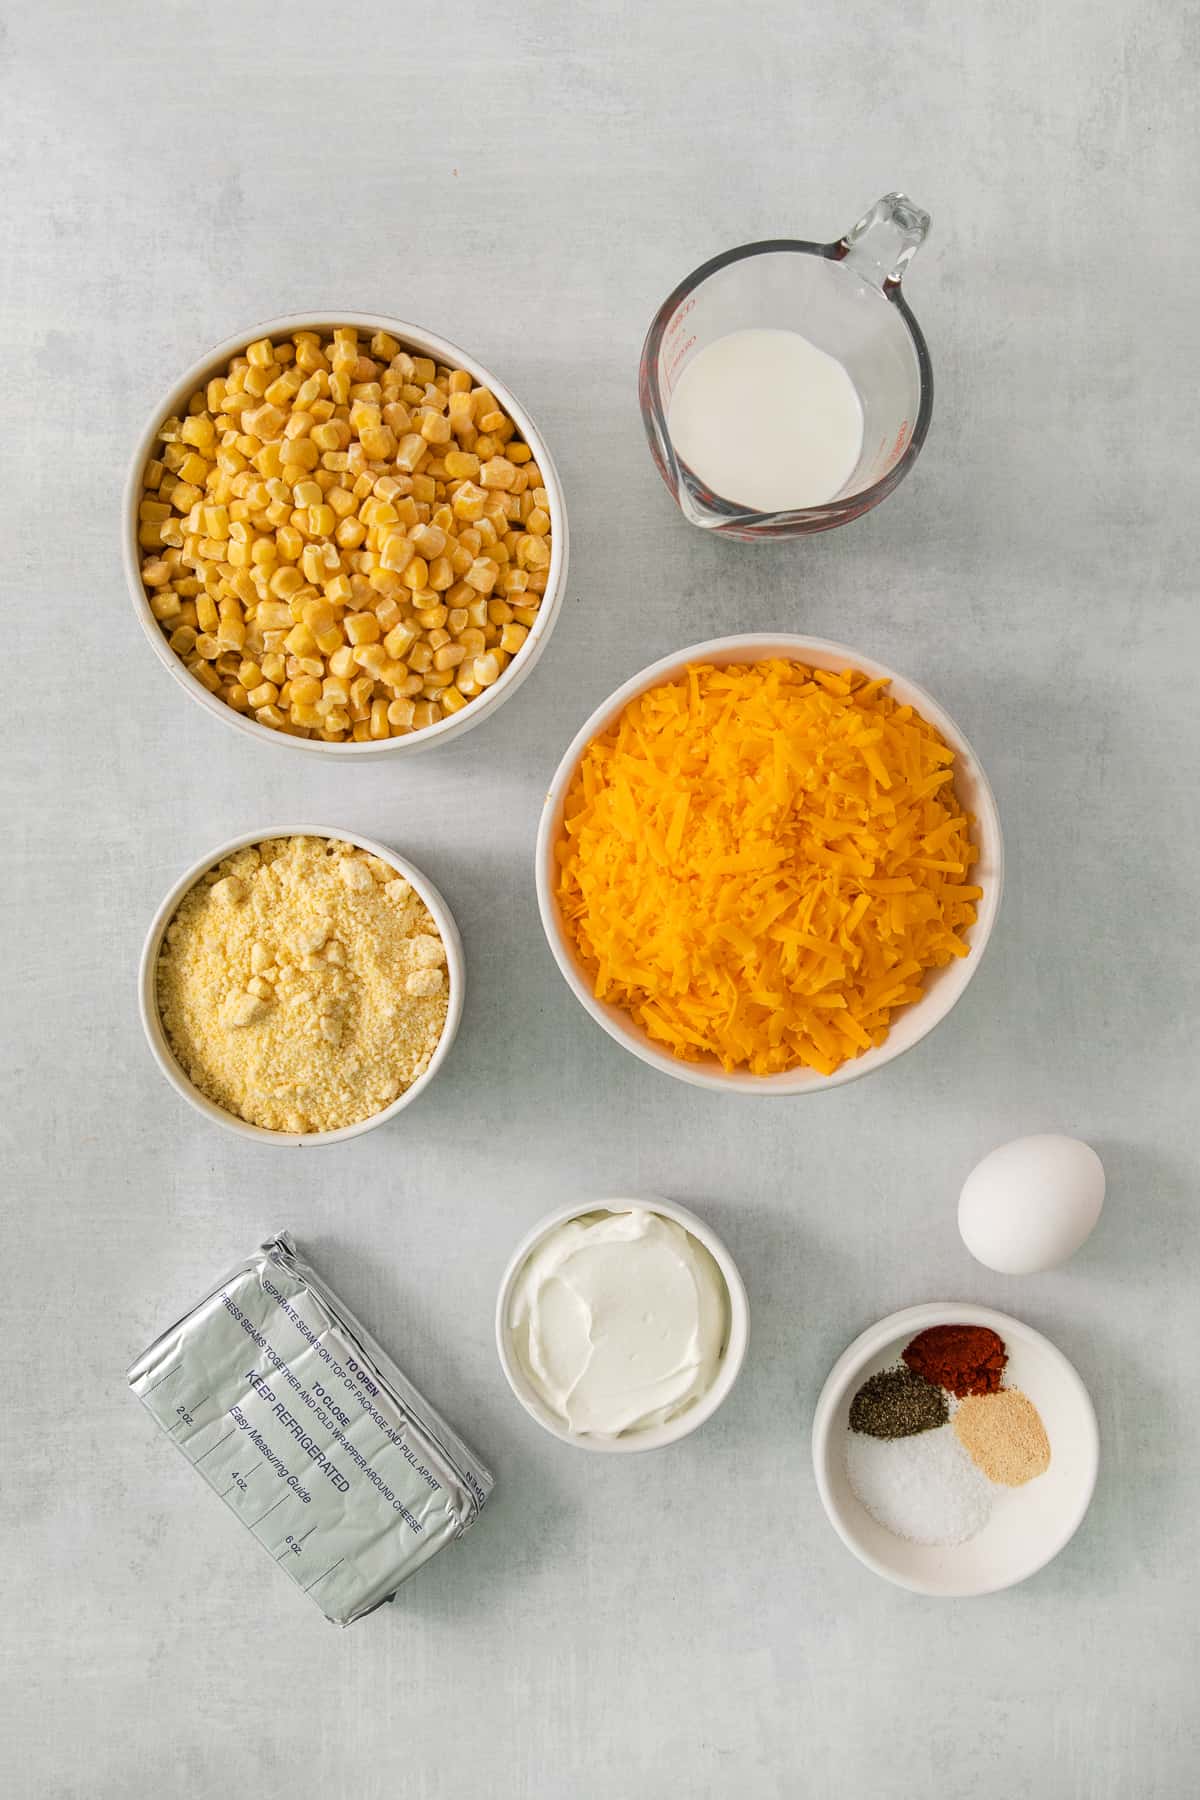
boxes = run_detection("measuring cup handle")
[838,193,930,288]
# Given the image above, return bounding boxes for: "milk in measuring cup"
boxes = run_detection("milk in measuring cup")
[667,328,863,513]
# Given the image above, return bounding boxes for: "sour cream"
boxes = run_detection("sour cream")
[506,1209,729,1438]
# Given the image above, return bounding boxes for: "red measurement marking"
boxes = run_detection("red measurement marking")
[668,296,695,334]
[667,335,695,379]
[662,334,696,399]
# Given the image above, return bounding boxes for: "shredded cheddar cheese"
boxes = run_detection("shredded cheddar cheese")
[556,660,982,1077]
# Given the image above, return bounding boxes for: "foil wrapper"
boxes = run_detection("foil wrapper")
[128,1232,493,1625]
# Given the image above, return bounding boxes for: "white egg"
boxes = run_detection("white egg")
[958,1135,1105,1274]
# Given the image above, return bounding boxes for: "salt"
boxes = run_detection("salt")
[845,1423,994,1546]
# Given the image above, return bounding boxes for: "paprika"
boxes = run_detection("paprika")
[902,1324,1007,1397]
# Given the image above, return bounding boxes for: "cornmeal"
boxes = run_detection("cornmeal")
[157,836,449,1132]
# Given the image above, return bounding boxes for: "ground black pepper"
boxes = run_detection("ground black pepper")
[848,1365,949,1439]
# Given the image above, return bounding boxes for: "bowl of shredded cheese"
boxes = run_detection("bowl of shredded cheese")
[140,827,464,1143]
[536,635,1003,1093]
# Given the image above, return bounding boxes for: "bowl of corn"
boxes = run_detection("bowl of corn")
[125,313,568,753]
[536,634,1003,1093]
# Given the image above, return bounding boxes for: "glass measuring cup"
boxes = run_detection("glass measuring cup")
[638,193,932,539]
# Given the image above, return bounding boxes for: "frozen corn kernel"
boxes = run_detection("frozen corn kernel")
[444,449,479,480]
[479,456,517,489]
[451,482,486,522]
[344,613,380,647]
[140,327,549,739]
[464,557,500,594]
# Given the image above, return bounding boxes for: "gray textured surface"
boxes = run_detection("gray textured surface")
[2,2,1198,1796]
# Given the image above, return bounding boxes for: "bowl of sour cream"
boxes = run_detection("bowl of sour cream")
[496,1197,750,1453]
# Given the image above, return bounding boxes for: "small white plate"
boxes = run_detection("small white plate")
[812,1302,1099,1596]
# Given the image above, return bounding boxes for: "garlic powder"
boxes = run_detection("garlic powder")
[157,837,449,1133]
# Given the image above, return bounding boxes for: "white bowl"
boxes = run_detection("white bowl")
[812,1302,1099,1596]
[535,633,1003,1094]
[495,1195,750,1453]
[139,826,464,1145]
[124,311,569,757]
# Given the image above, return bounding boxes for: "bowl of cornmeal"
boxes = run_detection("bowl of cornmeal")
[140,828,464,1143]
